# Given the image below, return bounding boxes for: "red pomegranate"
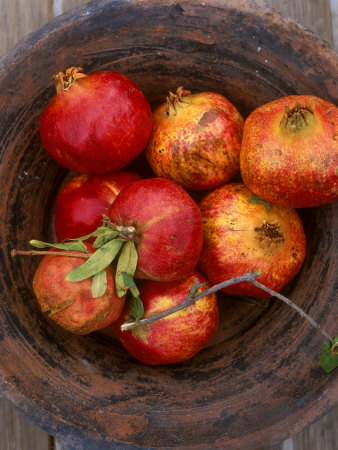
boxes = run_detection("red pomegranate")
[107,178,203,281]
[112,271,219,365]
[55,170,141,241]
[40,67,152,174]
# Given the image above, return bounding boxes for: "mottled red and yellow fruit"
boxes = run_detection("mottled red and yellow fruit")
[199,183,306,297]
[33,245,125,334]
[146,88,244,190]
[55,170,141,242]
[112,271,219,365]
[240,95,338,208]
[107,178,203,281]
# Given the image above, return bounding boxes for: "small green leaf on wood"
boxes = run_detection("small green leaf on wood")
[318,336,338,373]
[248,195,271,213]
[91,270,107,298]
[115,241,139,297]
[66,239,124,282]
[30,239,87,253]
[129,295,144,321]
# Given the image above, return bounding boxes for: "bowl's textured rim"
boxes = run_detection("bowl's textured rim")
[0,0,337,448]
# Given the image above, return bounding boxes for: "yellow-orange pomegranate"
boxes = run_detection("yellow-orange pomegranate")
[198,183,306,297]
[146,88,243,191]
[240,95,338,208]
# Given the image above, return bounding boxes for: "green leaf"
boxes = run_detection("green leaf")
[92,228,119,248]
[318,336,338,373]
[129,295,144,321]
[91,270,107,298]
[66,239,124,282]
[62,225,117,244]
[30,239,87,253]
[247,195,271,213]
[115,241,139,297]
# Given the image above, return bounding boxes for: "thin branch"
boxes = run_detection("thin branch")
[121,270,260,331]
[11,249,90,259]
[121,271,334,345]
[251,279,334,344]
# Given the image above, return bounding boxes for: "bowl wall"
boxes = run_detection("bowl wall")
[0,1,337,448]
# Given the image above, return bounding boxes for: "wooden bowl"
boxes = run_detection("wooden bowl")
[0,1,337,448]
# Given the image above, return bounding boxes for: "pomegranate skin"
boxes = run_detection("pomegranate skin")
[146,91,244,190]
[107,178,203,281]
[240,95,338,208]
[112,271,219,365]
[40,70,152,174]
[55,170,141,242]
[198,183,306,298]
[33,246,125,334]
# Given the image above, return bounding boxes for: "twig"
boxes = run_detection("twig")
[121,270,260,331]
[121,271,334,345]
[251,279,334,344]
[11,249,90,259]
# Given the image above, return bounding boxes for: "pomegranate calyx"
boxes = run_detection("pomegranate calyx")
[54,67,87,93]
[254,219,285,248]
[165,86,191,116]
[281,98,316,131]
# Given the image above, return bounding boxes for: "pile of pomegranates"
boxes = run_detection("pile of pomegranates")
[17,67,337,366]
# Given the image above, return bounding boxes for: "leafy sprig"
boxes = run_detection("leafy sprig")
[29,218,142,316]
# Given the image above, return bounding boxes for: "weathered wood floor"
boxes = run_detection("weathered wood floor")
[0,0,337,449]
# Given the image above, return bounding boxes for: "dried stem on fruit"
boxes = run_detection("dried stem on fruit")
[11,249,90,259]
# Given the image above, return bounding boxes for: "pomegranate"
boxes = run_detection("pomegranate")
[198,183,306,297]
[112,271,219,365]
[55,170,141,242]
[146,88,244,190]
[33,244,125,334]
[40,67,152,174]
[240,95,338,208]
[107,178,203,281]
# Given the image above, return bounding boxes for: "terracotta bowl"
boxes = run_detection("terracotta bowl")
[0,1,337,448]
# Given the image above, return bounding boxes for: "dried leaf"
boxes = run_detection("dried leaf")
[91,270,108,298]
[247,195,271,213]
[66,239,124,282]
[30,239,87,253]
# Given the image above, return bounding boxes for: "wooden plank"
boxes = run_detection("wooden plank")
[269,0,334,44]
[0,0,53,56]
[0,398,51,450]
[331,0,338,48]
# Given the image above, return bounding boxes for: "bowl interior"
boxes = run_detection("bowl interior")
[0,1,337,448]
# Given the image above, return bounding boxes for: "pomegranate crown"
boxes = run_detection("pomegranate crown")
[54,67,87,93]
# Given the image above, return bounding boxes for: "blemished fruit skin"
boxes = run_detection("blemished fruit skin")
[55,171,141,242]
[107,178,203,281]
[146,91,244,190]
[112,271,219,365]
[33,246,125,334]
[198,183,306,298]
[240,95,338,208]
[40,70,152,174]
